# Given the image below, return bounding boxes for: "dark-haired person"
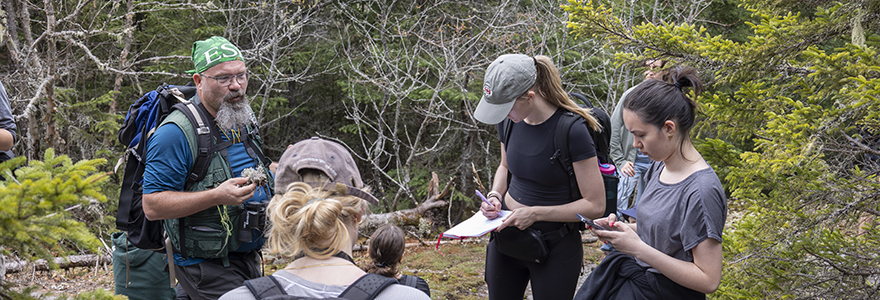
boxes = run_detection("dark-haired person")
[574,67,727,300]
[364,224,431,297]
[474,54,606,300]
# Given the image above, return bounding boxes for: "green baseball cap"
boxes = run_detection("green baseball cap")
[186,36,243,74]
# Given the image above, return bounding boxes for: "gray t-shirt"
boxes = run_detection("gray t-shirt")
[0,81,17,159]
[0,81,17,139]
[219,270,431,300]
[635,162,727,272]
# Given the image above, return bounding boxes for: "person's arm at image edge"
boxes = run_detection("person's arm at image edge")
[0,81,17,151]
[0,129,14,151]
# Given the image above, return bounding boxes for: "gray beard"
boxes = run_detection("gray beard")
[215,95,253,130]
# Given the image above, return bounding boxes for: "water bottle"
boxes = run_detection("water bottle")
[599,163,616,175]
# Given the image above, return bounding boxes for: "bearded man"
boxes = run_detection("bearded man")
[142,36,274,300]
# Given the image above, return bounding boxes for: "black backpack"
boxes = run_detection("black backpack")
[499,92,617,217]
[568,92,613,166]
[244,273,398,300]
[115,84,250,250]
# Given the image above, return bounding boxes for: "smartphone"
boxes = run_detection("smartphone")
[576,213,618,231]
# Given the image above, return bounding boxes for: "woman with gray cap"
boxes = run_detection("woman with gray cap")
[474,54,606,300]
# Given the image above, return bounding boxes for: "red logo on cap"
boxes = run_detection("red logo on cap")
[484,86,492,96]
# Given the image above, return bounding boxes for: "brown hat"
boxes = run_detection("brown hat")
[275,137,378,205]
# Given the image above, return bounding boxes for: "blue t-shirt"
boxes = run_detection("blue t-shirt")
[144,122,271,266]
[497,109,597,207]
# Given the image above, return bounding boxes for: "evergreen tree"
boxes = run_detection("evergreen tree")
[0,149,109,297]
[565,0,880,298]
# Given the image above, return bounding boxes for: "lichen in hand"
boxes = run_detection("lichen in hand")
[242,165,268,186]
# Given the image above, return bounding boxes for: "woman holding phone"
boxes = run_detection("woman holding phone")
[574,67,727,299]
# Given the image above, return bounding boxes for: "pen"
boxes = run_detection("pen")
[476,190,494,208]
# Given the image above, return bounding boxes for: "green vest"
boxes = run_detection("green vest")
[159,109,273,262]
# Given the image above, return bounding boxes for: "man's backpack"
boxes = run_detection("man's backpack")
[244,273,398,300]
[499,92,617,217]
[115,84,215,250]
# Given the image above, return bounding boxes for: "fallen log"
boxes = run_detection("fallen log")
[359,172,453,235]
[2,254,111,274]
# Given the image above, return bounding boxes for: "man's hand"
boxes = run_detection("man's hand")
[214,177,257,206]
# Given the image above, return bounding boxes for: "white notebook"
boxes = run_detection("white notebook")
[440,210,512,239]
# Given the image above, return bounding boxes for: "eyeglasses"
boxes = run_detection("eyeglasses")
[201,71,248,86]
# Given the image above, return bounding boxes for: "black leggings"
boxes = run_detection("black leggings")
[485,224,583,300]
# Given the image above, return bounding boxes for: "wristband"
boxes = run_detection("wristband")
[486,191,502,200]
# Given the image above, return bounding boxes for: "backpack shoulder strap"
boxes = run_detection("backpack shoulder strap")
[501,118,514,147]
[244,275,286,299]
[553,112,581,201]
[500,118,515,188]
[338,273,398,300]
[171,101,234,191]
[569,92,593,108]
[239,126,275,196]
[399,274,418,288]
[552,111,579,175]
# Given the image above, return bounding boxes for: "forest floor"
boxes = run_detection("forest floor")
[4,232,606,300]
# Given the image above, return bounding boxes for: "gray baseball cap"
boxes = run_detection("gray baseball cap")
[473,54,537,124]
[274,137,379,205]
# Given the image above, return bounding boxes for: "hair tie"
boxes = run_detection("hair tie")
[375,262,387,268]
[305,197,323,206]
[673,80,683,90]
[533,57,537,65]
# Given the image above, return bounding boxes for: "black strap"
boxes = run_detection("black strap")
[553,112,581,201]
[500,119,515,189]
[115,149,142,230]
[534,222,581,249]
[245,275,286,299]
[175,102,236,191]
[569,92,593,107]
[177,218,187,258]
[542,222,578,240]
[293,251,355,264]
[400,274,418,288]
[338,273,398,300]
